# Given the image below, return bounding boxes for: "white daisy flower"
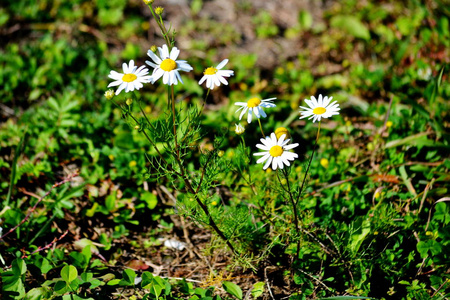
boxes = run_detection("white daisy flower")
[254,132,299,170]
[198,59,234,89]
[299,94,340,123]
[107,60,152,95]
[235,97,276,124]
[145,44,193,85]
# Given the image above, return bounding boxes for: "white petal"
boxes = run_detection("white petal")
[199,75,207,85]
[170,47,180,60]
[263,156,273,170]
[238,107,248,120]
[216,59,228,69]
[247,108,253,123]
[115,82,127,95]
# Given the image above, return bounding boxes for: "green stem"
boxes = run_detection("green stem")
[281,168,300,258]
[171,86,178,153]
[296,121,321,204]
[257,118,265,137]
[148,6,172,47]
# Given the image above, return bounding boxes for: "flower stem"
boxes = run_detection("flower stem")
[280,168,301,258]
[257,118,265,137]
[296,121,321,204]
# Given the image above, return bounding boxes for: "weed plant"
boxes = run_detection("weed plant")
[0,0,449,299]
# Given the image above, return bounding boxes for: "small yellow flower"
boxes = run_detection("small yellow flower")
[218,150,224,157]
[280,178,287,185]
[108,154,115,161]
[425,231,433,236]
[345,120,352,127]
[104,89,115,100]
[275,127,290,139]
[150,45,157,53]
[320,158,329,168]
[211,200,218,206]
[374,192,381,199]
[155,6,164,15]
[295,165,302,173]
[129,160,137,167]
[386,120,393,128]
[134,125,140,130]
[126,98,133,105]
[239,82,248,91]
[143,0,154,4]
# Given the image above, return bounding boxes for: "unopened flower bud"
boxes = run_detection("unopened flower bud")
[104,89,114,100]
[235,124,245,135]
[134,125,140,130]
[126,98,133,106]
[155,6,164,15]
[143,0,154,4]
[218,150,224,157]
[150,45,157,53]
[275,127,290,140]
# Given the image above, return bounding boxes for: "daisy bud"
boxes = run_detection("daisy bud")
[155,6,164,15]
[104,89,115,100]
[126,98,133,105]
[275,127,290,139]
[150,45,157,53]
[235,124,245,135]
[218,150,224,157]
[134,125,140,130]
[143,0,154,4]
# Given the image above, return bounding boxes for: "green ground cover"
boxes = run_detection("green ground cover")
[1,0,449,299]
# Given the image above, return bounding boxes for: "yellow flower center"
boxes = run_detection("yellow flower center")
[275,127,290,139]
[247,97,261,108]
[204,67,217,75]
[269,145,283,157]
[160,59,177,72]
[122,73,137,82]
[313,107,326,115]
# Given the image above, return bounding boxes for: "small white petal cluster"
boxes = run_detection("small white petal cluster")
[234,97,276,124]
[299,94,340,123]
[146,44,193,86]
[107,60,152,95]
[254,133,299,170]
[198,59,234,90]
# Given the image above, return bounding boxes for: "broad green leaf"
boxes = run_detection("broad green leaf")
[330,15,370,40]
[222,281,243,299]
[61,265,78,283]
[54,280,68,294]
[12,258,27,276]
[25,287,51,300]
[251,282,265,298]
[298,10,313,29]
[81,272,93,283]
[107,279,121,286]
[141,191,158,210]
[349,219,371,255]
[122,268,136,285]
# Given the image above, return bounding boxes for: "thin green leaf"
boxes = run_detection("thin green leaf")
[222,281,243,300]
